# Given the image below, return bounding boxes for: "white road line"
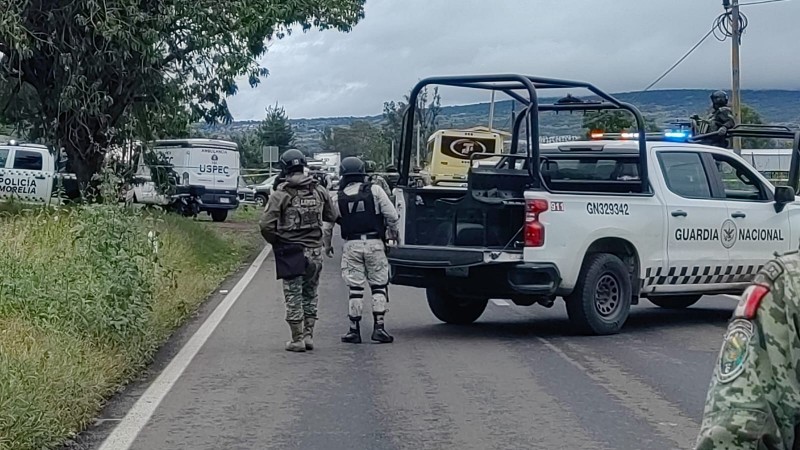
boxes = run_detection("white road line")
[98,245,272,450]
[491,299,511,307]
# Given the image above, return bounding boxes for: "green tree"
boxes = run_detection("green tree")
[383,86,441,164]
[321,121,391,167]
[256,104,295,153]
[230,130,265,171]
[582,111,635,137]
[0,0,365,186]
[740,104,772,149]
[231,104,295,171]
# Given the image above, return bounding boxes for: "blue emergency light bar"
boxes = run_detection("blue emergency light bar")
[663,131,691,140]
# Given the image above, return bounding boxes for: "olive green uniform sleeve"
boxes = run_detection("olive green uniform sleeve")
[322,190,340,250]
[695,257,800,450]
[716,107,736,130]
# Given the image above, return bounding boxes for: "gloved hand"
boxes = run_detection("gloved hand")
[325,246,334,258]
[718,127,728,136]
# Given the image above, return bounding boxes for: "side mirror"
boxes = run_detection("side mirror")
[774,185,795,213]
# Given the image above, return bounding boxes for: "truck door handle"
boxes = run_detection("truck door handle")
[671,210,687,217]
[731,211,746,219]
[34,174,46,180]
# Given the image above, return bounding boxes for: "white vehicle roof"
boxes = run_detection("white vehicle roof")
[152,139,238,151]
[0,141,49,150]
[538,140,730,155]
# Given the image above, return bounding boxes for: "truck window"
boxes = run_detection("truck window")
[711,154,768,202]
[0,149,8,168]
[659,152,712,199]
[13,150,43,171]
[542,159,639,181]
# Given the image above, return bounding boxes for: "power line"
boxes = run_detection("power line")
[643,27,715,92]
[643,5,754,93]
[713,8,748,42]
[739,0,790,6]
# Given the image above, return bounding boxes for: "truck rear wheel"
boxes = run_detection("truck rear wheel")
[648,295,701,309]
[210,210,228,222]
[426,288,488,325]
[566,253,632,335]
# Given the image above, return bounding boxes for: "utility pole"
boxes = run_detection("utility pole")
[729,0,743,154]
[488,90,496,132]
[415,124,421,168]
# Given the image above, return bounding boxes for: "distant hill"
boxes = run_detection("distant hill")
[198,89,800,154]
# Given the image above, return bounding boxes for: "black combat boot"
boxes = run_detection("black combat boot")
[371,312,394,343]
[341,316,362,343]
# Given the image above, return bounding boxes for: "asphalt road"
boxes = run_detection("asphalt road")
[79,244,736,450]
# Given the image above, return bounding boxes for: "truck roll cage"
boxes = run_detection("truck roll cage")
[692,124,800,191]
[397,74,649,193]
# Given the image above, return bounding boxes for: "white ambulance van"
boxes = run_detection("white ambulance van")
[132,139,240,222]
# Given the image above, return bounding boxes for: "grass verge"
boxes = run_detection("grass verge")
[0,204,261,450]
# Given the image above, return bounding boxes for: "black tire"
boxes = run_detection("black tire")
[648,295,701,309]
[255,194,268,208]
[210,209,228,223]
[426,287,488,325]
[566,253,632,335]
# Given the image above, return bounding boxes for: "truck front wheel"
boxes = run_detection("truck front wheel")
[426,288,488,325]
[648,295,701,309]
[566,253,632,335]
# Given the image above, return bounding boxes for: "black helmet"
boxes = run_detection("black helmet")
[711,90,729,107]
[279,149,306,173]
[339,156,366,177]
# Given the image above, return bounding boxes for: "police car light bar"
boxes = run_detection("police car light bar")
[589,131,692,142]
[664,131,690,140]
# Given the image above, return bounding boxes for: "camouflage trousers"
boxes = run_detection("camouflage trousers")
[282,247,324,324]
[341,239,389,317]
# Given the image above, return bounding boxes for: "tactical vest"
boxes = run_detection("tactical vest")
[338,184,384,240]
[283,185,323,231]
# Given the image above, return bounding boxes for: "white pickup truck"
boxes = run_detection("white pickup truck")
[388,74,800,335]
[0,140,79,204]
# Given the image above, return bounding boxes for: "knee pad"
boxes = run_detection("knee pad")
[370,284,389,301]
[349,285,364,299]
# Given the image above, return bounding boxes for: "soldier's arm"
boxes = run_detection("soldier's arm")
[322,190,340,251]
[379,177,392,198]
[371,185,399,233]
[695,260,800,450]
[259,192,284,245]
[320,186,338,224]
[719,107,736,129]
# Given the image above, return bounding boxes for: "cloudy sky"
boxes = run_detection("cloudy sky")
[226,0,800,121]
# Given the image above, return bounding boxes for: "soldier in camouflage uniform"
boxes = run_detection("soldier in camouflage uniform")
[323,157,400,344]
[695,250,800,449]
[692,91,736,148]
[260,149,336,352]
